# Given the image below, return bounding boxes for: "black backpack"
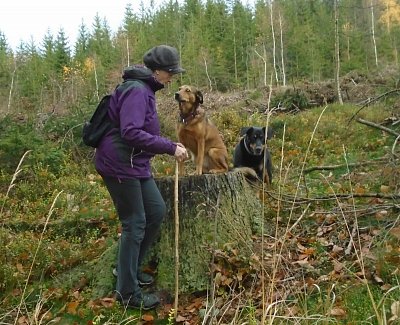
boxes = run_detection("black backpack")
[82,80,141,148]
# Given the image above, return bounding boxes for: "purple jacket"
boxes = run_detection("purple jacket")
[95,65,177,180]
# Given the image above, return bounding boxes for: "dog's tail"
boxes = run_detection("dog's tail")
[232,167,260,183]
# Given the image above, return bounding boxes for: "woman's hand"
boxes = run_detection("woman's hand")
[174,143,189,162]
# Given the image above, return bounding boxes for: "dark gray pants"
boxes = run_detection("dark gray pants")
[102,176,165,299]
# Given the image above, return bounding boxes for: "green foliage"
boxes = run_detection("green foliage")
[2,0,399,117]
[0,116,67,175]
[270,88,309,110]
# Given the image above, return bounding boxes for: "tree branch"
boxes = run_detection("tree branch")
[356,118,400,137]
[303,157,389,173]
[348,89,400,123]
[266,190,400,203]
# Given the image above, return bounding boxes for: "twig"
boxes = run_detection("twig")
[392,134,400,157]
[304,157,390,173]
[345,223,358,255]
[174,161,179,319]
[265,190,400,203]
[348,88,400,123]
[356,118,400,137]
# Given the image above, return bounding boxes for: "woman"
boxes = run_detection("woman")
[95,45,188,310]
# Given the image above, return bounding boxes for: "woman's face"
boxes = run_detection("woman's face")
[154,69,176,85]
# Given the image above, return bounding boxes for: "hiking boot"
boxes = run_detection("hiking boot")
[112,268,155,286]
[138,271,154,286]
[117,293,160,310]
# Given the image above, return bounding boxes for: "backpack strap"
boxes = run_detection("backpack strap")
[116,79,145,99]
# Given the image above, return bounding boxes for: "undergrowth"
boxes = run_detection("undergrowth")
[1,93,399,324]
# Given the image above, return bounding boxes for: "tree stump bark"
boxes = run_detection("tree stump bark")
[153,171,263,293]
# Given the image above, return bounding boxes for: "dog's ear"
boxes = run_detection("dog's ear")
[196,90,203,104]
[262,126,273,140]
[240,127,251,136]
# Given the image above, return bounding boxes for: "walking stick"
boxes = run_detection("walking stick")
[173,161,179,318]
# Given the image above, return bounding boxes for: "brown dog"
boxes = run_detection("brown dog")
[175,85,229,176]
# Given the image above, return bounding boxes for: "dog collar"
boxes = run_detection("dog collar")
[179,109,198,125]
[243,137,263,156]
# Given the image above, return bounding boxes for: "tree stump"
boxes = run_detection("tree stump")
[153,171,263,293]
[83,170,263,298]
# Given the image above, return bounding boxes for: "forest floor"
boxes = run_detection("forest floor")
[0,71,399,324]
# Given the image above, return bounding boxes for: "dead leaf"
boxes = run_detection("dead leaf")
[67,301,79,315]
[17,316,28,324]
[354,185,366,195]
[389,227,400,240]
[373,273,384,285]
[11,288,22,296]
[185,297,203,311]
[176,315,187,322]
[333,260,344,273]
[303,247,316,256]
[142,314,154,321]
[72,290,81,300]
[338,231,348,240]
[375,210,388,220]
[330,307,346,316]
[332,245,344,253]
[391,301,400,317]
[16,263,24,273]
[100,297,115,308]
[380,185,390,193]
[369,197,384,204]
[285,305,300,316]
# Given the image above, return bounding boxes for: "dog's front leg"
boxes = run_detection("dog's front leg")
[196,140,205,175]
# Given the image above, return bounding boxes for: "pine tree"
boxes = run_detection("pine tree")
[88,14,115,69]
[74,21,90,66]
[54,28,71,74]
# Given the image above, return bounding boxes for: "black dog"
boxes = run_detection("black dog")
[233,126,273,185]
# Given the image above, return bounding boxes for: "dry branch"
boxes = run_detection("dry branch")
[303,157,389,173]
[356,118,400,137]
[266,190,400,204]
[348,88,400,123]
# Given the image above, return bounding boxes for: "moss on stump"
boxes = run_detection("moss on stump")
[154,171,263,293]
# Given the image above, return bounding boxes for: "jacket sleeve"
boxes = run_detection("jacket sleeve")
[118,87,177,156]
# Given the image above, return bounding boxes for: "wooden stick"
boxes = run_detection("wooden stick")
[356,118,400,137]
[348,88,400,123]
[304,157,389,173]
[173,161,180,318]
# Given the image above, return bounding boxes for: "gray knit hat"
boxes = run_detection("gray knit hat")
[143,45,185,74]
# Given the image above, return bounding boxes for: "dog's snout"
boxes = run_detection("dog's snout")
[255,147,263,155]
[174,92,180,101]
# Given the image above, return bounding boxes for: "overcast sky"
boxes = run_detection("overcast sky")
[0,0,161,51]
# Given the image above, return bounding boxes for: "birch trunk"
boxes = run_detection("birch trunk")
[370,0,379,67]
[334,0,343,105]
[279,11,286,87]
[270,2,279,85]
